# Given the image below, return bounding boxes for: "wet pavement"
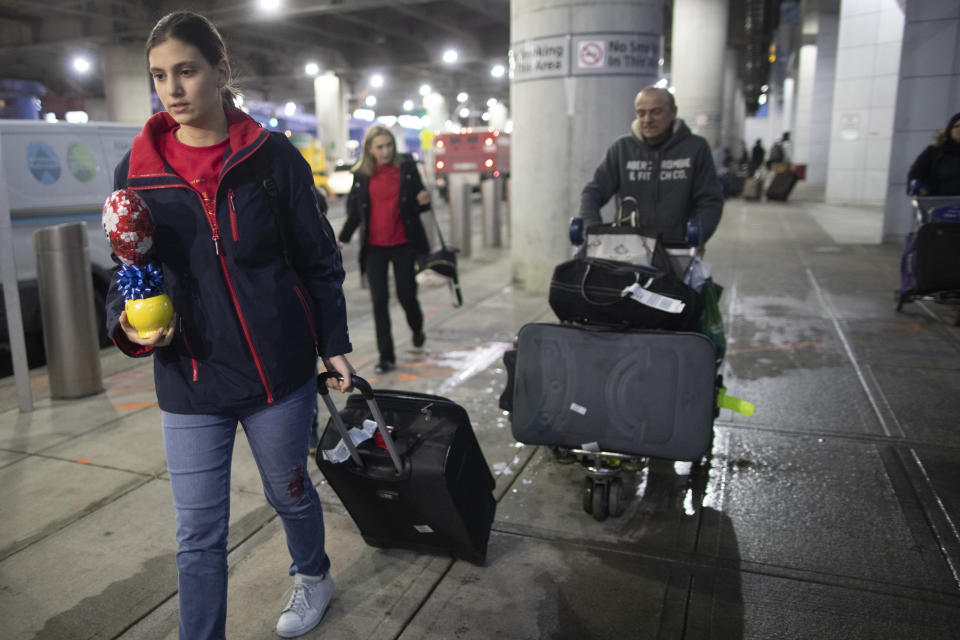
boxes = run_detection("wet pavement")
[1,186,959,639]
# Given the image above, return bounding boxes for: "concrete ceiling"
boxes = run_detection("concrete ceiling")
[0,0,511,117]
[0,1,782,121]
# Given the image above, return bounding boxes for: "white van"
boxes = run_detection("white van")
[1,119,139,367]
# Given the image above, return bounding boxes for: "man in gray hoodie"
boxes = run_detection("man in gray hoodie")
[579,87,723,247]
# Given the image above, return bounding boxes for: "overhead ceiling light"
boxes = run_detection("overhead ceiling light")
[72,56,92,74]
[370,74,384,88]
[419,84,432,96]
[284,102,296,116]
[258,0,281,12]
[459,107,469,118]
[365,95,377,107]
[353,108,375,122]
[304,62,319,76]
[442,49,458,64]
[403,99,414,111]
[456,92,468,103]
[490,64,505,78]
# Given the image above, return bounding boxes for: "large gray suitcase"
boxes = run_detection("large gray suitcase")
[510,323,717,461]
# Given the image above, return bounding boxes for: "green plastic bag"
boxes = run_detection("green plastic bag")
[698,278,725,362]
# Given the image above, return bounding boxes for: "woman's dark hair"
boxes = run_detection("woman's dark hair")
[145,11,239,108]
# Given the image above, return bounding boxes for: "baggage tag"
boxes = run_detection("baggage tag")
[321,420,378,464]
[622,280,686,314]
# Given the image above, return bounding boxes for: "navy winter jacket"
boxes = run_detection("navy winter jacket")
[338,156,431,272]
[106,109,351,414]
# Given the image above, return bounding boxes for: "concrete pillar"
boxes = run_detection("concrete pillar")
[424,92,449,131]
[671,0,729,147]
[806,1,839,187]
[825,0,904,207]
[314,72,348,165]
[793,44,817,165]
[720,47,739,154]
[102,45,152,124]
[510,0,660,292]
[883,0,960,241]
[489,102,509,132]
[792,0,821,168]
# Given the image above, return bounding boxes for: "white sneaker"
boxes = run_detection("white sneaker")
[276,572,334,638]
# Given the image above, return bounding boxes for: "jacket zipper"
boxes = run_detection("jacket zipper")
[191,188,275,403]
[293,284,317,344]
[228,189,239,241]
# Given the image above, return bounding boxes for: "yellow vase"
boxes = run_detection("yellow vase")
[125,294,174,338]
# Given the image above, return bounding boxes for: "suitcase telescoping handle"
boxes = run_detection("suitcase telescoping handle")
[317,373,404,474]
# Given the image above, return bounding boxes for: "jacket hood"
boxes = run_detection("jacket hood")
[127,107,268,180]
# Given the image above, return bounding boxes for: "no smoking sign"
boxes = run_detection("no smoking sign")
[577,40,605,68]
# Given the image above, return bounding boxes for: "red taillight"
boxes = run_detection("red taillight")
[493,170,501,178]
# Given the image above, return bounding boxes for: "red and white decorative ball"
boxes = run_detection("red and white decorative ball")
[102,189,155,266]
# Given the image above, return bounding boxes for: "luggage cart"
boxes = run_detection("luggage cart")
[895,193,960,325]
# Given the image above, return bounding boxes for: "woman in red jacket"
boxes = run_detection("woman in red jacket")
[106,11,351,639]
[339,125,432,373]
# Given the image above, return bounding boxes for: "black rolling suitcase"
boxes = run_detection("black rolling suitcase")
[766,170,798,201]
[315,374,495,565]
[509,323,718,461]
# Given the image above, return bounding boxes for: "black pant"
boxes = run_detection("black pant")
[364,244,423,363]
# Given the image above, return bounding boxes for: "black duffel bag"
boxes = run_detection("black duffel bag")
[549,257,702,331]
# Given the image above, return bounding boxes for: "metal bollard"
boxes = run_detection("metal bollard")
[33,222,103,398]
[447,173,473,258]
[480,178,501,248]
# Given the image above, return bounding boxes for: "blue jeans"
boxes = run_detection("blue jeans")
[162,378,329,640]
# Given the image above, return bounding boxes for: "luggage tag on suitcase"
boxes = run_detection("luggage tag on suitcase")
[317,373,404,474]
[622,280,687,313]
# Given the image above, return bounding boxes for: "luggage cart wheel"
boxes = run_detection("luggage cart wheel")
[582,477,594,515]
[608,478,624,517]
[592,482,609,522]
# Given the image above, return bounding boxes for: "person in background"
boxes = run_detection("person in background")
[339,125,431,374]
[579,86,723,249]
[105,11,353,639]
[750,138,765,174]
[908,111,960,196]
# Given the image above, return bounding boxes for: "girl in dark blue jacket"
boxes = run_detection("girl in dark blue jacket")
[104,12,351,639]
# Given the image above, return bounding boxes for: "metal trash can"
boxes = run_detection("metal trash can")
[33,222,103,398]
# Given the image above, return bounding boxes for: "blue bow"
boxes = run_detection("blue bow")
[117,262,165,300]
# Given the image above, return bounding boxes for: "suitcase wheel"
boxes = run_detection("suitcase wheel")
[591,481,609,521]
[582,477,594,515]
[608,478,624,518]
